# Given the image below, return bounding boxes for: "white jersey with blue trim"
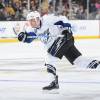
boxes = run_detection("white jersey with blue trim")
[37,14,69,49]
[23,14,69,49]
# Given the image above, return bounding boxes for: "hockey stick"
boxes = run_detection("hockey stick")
[13,27,19,36]
[26,34,64,39]
[13,26,64,40]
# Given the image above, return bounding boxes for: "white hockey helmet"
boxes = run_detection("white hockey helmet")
[26,11,41,21]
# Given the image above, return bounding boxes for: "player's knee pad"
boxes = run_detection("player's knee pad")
[45,64,56,75]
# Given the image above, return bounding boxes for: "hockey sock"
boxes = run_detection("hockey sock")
[45,63,57,76]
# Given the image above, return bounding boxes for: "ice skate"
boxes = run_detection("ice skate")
[42,75,59,94]
[87,60,100,69]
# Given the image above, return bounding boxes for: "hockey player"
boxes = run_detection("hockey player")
[17,11,100,91]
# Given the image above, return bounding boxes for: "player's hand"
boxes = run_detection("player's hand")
[18,32,37,43]
[18,32,26,42]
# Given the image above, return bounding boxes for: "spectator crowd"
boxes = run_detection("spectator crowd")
[0,0,100,21]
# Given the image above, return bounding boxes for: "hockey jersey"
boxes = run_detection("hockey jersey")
[37,14,70,49]
[24,14,70,49]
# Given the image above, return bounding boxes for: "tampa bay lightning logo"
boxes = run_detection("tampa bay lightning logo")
[41,28,52,44]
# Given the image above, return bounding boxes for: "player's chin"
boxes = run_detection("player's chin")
[31,25,38,28]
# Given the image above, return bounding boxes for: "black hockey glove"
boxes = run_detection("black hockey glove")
[54,21,73,40]
[18,32,26,42]
[18,32,36,43]
[62,29,73,40]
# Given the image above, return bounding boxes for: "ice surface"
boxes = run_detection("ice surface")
[0,39,100,100]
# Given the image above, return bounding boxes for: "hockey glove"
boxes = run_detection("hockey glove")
[18,32,36,43]
[54,21,73,40]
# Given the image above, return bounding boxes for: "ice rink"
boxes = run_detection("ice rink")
[0,39,100,100]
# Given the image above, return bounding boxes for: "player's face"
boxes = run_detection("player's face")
[29,18,40,28]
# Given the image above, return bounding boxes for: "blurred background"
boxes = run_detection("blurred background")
[0,0,100,41]
[0,0,100,21]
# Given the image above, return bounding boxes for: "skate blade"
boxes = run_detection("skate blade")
[42,89,59,94]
